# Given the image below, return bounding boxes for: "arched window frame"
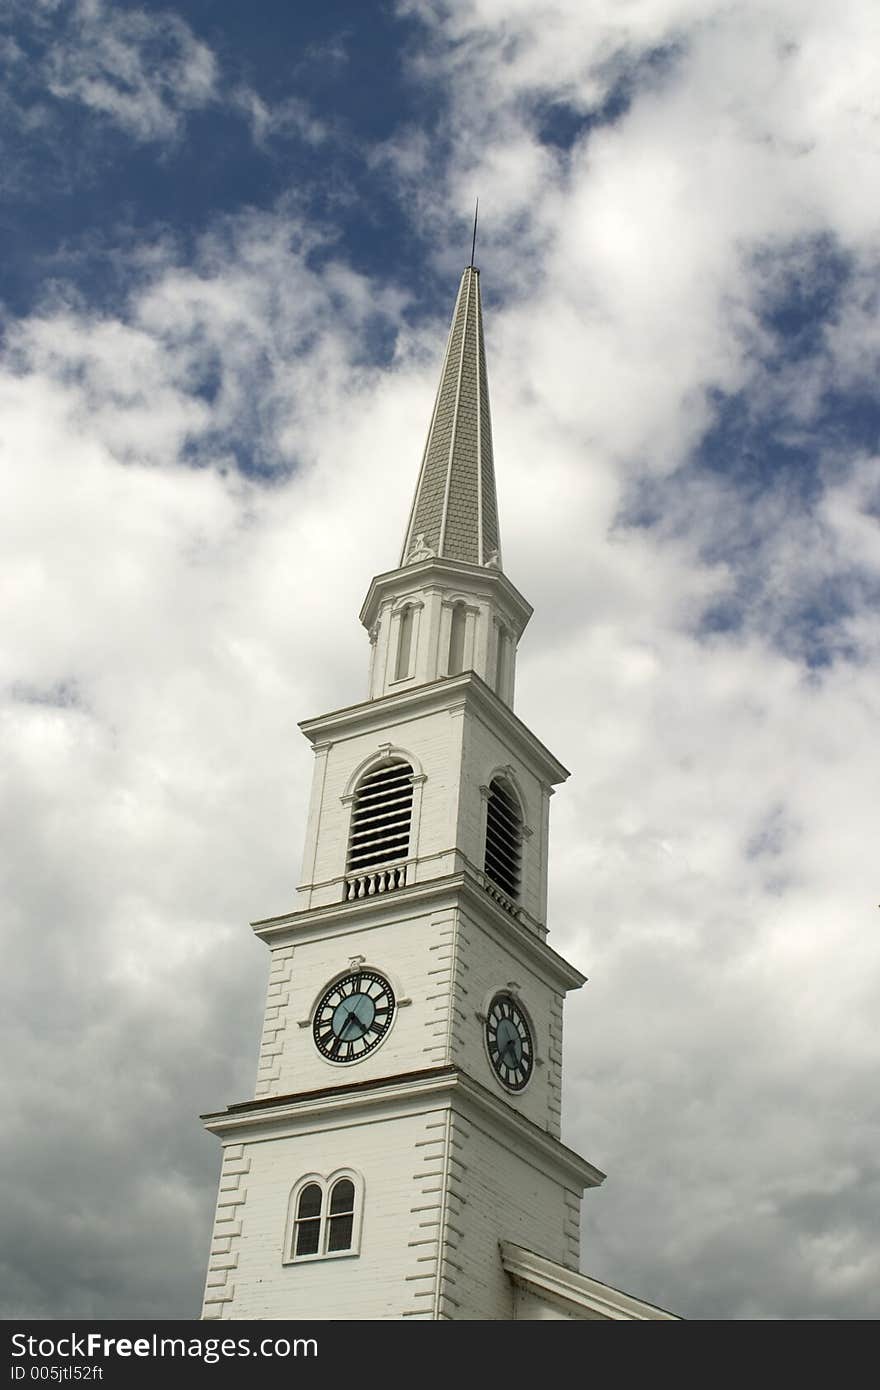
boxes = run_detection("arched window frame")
[341,748,426,900]
[283,1170,365,1265]
[389,597,423,685]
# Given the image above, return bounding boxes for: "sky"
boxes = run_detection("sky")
[2,0,879,1323]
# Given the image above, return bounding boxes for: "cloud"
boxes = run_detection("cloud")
[0,0,222,201]
[2,0,880,1323]
[0,0,325,198]
[233,87,327,149]
[0,210,440,1315]
[43,0,217,143]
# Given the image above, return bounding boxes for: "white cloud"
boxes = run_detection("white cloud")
[41,0,216,141]
[233,86,327,148]
[3,0,880,1321]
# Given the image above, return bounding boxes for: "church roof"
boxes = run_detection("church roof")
[500,1244,682,1320]
[400,266,502,569]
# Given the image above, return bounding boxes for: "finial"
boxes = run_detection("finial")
[469,198,479,269]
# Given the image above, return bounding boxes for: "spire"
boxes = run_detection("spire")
[400,267,502,570]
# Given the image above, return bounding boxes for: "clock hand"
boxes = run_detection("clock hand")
[341,1010,362,1040]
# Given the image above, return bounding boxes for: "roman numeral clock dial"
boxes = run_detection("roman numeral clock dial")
[313,970,395,1063]
[486,992,533,1091]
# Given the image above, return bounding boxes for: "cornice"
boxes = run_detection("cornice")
[251,869,586,993]
[360,558,533,635]
[298,670,569,786]
[202,1065,604,1191]
[500,1242,682,1320]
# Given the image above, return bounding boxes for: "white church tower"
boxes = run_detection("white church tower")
[200,265,677,1321]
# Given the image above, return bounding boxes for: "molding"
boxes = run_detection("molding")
[202,1066,605,1192]
[500,1243,682,1321]
[440,596,481,614]
[298,670,569,787]
[340,744,425,801]
[294,851,550,939]
[251,869,586,993]
[360,558,533,636]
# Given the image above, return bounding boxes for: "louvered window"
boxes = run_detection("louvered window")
[347,761,414,878]
[484,777,523,901]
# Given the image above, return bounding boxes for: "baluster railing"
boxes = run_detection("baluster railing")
[344,863,408,902]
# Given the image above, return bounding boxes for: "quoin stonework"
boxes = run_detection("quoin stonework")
[200,264,678,1321]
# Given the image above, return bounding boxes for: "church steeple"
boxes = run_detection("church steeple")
[401,266,501,570]
[361,267,529,706]
[199,253,680,1324]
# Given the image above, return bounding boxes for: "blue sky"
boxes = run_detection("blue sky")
[1,2,446,318]
[2,0,880,1322]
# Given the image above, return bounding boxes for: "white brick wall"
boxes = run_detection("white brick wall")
[451,901,565,1135]
[250,889,575,1136]
[202,1091,585,1321]
[436,1113,583,1319]
[260,904,453,1097]
[206,1110,442,1320]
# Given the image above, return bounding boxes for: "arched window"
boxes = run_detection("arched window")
[285,1173,363,1263]
[448,602,467,676]
[346,760,414,896]
[395,604,414,680]
[484,777,523,901]
[293,1182,323,1257]
[327,1178,356,1252]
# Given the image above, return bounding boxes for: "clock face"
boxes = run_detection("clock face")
[485,993,533,1091]
[313,970,395,1063]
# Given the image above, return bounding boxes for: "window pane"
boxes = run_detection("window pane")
[295,1218,321,1257]
[327,1213,354,1252]
[297,1183,322,1220]
[329,1179,355,1215]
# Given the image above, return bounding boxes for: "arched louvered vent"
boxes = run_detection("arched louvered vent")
[484,777,523,903]
[345,760,414,900]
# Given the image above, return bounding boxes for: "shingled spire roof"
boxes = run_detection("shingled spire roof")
[400,266,502,569]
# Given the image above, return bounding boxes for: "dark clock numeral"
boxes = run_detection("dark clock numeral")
[485,992,533,1091]
[313,971,396,1063]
